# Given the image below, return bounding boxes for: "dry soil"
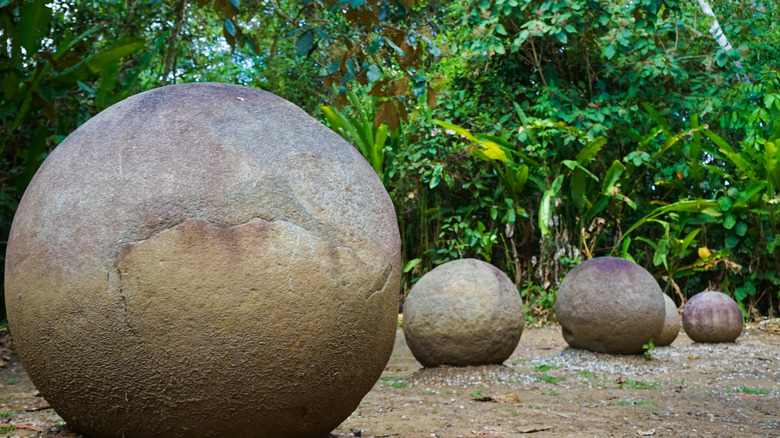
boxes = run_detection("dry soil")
[0,320,778,438]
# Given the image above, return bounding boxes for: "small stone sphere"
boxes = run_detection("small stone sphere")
[5,83,401,438]
[656,294,681,346]
[402,259,524,367]
[555,257,665,354]
[682,291,743,343]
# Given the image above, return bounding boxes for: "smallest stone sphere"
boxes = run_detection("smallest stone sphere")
[402,259,524,367]
[656,294,681,346]
[682,291,743,343]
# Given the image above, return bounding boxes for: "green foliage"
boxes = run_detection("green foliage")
[320,88,391,182]
[643,339,656,361]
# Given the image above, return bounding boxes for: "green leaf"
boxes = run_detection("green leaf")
[403,258,422,273]
[76,81,95,95]
[95,61,119,110]
[86,37,145,73]
[571,168,587,212]
[620,199,718,243]
[723,213,736,229]
[718,196,733,211]
[539,175,564,236]
[602,160,624,194]
[366,64,380,82]
[576,136,606,164]
[620,236,634,261]
[295,29,315,57]
[224,18,236,37]
[433,120,478,142]
[703,129,755,179]
[735,221,747,237]
[680,228,701,254]
[765,141,780,188]
[603,44,616,59]
[383,37,405,56]
[642,103,673,137]
[479,134,541,167]
[18,0,52,54]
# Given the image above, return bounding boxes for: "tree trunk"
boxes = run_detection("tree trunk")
[696,0,750,83]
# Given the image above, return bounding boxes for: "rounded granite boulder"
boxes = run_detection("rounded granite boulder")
[555,257,665,354]
[402,259,524,367]
[682,291,743,343]
[4,83,401,438]
[656,294,681,346]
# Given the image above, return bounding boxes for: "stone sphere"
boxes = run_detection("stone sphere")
[656,294,681,346]
[402,259,524,367]
[4,83,401,438]
[682,291,743,343]
[555,257,665,354]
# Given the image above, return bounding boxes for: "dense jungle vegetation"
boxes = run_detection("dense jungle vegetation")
[1,0,779,322]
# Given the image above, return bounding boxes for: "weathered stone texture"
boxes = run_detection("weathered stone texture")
[656,294,681,346]
[682,291,743,343]
[402,259,524,367]
[5,83,401,438]
[554,257,665,354]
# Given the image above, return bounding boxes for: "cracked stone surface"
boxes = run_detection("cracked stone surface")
[402,259,524,367]
[554,257,665,355]
[4,83,401,438]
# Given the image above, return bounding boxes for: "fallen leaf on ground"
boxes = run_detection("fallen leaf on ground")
[638,428,655,436]
[494,392,520,403]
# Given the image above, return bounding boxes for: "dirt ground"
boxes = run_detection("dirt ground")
[0,320,778,438]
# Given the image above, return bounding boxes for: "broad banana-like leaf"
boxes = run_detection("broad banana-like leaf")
[86,37,145,73]
[576,136,606,165]
[18,0,52,54]
[602,160,625,195]
[703,129,756,180]
[765,140,780,189]
[478,134,541,167]
[433,120,478,143]
[471,140,508,163]
[620,199,718,244]
[571,168,587,212]
[642,103,673,138]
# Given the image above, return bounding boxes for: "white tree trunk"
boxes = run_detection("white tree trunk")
[697,0,750,83]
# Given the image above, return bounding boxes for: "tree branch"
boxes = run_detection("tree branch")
[162,0,188,85]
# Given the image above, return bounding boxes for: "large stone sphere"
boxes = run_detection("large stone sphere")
[402,259,524,367]
[555,257,665,354]
[682,291,743,343]
[656,294,681,346]
[4,83,401,438]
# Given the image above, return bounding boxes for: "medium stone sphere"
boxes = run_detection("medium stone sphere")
[682,291,743,343]
[402,259,524,367]
[656,294,681,346]
[4,83,401,438]
[555,257,665,354]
